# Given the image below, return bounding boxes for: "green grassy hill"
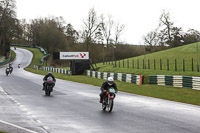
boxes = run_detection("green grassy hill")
[96,42,200,77]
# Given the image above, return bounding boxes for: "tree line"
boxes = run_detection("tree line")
[2,0,200,65]
[17,8,127,63]
[0,0,22,57]
[143,10,200,52]
[1,0,143,64]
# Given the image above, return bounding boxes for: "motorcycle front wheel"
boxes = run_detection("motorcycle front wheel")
[108,99,114,112]
[102,102,106,111]
[45,86,51,96]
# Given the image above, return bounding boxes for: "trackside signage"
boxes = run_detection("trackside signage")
[60,52,89,60]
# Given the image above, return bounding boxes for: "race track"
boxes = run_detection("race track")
[0,48,200,133]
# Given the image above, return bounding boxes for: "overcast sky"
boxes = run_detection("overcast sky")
[16,0,200,45]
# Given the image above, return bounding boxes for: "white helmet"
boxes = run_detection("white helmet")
[107,77,114,85]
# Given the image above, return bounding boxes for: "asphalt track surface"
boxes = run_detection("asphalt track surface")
[0,48,200,133]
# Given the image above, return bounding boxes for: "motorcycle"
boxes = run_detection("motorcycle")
[44,77,55,96]
[5,68,10,76]
[9,67,13,74]
[18,64,21,68]
[102,88,116,112]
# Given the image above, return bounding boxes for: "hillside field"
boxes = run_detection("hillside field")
[96,42,200,77]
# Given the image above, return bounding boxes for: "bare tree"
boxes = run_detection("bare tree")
[159,10,174,46]
[114,22,125,45]
[100,14,114,46]
[143,28,159,47]
[82,8,101,50]
[94,28,103,44]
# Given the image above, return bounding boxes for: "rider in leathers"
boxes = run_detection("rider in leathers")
[99,77,118,103]
[43,72,56,90]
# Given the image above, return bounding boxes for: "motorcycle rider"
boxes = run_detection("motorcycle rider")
[43,72,56,90]
[5,67,10,75]
[9,63,13,74]
[99,77,118,103]
[9,63,12,67]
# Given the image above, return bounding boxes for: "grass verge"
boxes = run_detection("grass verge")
[10,50,16,62]
[21,47,200,106]
[20,47,44,68]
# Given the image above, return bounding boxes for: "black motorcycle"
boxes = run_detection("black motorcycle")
[9,67,13,74]
[102,88,116,112]
[5,68,10,76]
[44,77,55,96]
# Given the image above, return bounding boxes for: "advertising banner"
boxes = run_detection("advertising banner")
[60,52,89,60]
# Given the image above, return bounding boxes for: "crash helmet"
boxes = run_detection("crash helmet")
[107,77,114,85]
[48,72,52,75]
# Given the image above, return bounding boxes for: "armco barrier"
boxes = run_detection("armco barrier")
[34,65,71,75]
[87,70,143,85]
[149,75,200,90]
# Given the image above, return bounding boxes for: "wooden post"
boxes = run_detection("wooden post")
[192,58,193,71]
[132,59,134,69]
[143,59,144,69]
[148,59,150,69]
[167,59,169,71]
[127,59,129,68]
[183,59,185,72]
[123,59,124,68]
[154,59,156,70]
[175,59,177,71]
[137,59,139,69]
[160,59,162,70]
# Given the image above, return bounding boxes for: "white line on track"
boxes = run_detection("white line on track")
[31,115,36,118]
[36,120,42,124]
[0,120,38,133]
[20,105,24,108]
[0,87,4,92]
[21,107,28,112]
[0,86,49,132]
[27,112,32,115]
[43,126,49,130]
